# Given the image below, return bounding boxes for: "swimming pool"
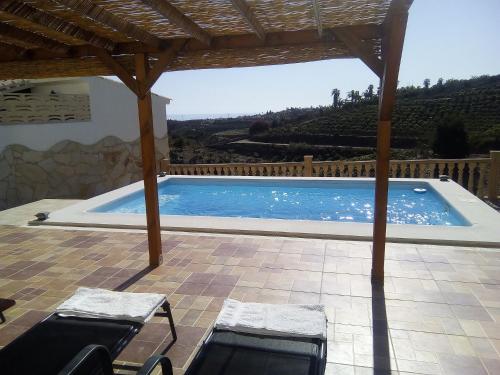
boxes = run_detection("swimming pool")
[92,179,468,226]
[43,176,500,246]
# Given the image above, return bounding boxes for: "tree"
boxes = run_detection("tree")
[432,116,470,158]
[249,120,270,136]
[363,84,374,101]
[354,90,361,103]
[423,78,431,89]
[347,90,359,103]
[331,88,340,108]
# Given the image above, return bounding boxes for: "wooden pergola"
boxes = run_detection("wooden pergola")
[0,0,413,283]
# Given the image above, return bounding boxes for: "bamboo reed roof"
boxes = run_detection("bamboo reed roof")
[0,0,413,80]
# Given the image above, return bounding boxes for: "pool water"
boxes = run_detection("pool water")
[93,178,469,226]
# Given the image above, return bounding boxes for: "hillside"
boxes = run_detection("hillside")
[169,75,500,164]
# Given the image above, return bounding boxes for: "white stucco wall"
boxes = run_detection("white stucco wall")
[0,76,170,152]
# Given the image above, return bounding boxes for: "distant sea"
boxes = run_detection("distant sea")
[168,113,257,121]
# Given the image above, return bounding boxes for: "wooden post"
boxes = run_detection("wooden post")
[304,155,313,177]
[135,53,162,267]
[489,150,500,202]
[371,7,408,284]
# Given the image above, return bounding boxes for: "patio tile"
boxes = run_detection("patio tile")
[1,225,500,374]
[451,305,493,321]
[328,341,354,365]
[211,274,239,286]
[179,309,203,326]
[11,310,50,326]
[437,353,487,375]
[184,272,215,284]
[292,279,322,293]
[0,324,28,346]
[408,331,455,354]
[201,283,234,297]
[288,291,321,304]
[396,358,443,374]
[481,358,500,374]
[118,339,162,363]
[175,282,206,295]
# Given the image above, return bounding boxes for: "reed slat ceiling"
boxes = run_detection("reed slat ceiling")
[0,0,411,79]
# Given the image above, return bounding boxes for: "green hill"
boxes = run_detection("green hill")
[251,75,500,153]
[169,75,500,163]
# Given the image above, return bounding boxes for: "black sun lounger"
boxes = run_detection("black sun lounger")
[58,344,173,375]
[0,302,176,375]
[185,329,327,375]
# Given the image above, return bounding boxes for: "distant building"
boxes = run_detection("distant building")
[0,77,171,210]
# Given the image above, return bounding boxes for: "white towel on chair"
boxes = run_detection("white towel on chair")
[55,287,166,324]
[214,299,327,339]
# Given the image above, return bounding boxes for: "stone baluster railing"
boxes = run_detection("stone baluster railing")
[160,152,500,200]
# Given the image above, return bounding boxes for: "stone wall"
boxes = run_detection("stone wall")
[0,136,170,210]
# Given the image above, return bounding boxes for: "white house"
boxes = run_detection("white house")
[0,77,171,210]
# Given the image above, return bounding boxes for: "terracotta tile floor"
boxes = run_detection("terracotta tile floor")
[0,225,499,374]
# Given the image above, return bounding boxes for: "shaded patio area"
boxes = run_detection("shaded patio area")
[0,224,499,374]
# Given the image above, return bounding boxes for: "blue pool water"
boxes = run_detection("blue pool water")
[92,178,469,226]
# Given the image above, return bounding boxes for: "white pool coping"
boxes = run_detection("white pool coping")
[39,176,500,247]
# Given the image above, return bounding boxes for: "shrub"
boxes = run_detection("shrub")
[432,116,470,158]
[249,120,270,135]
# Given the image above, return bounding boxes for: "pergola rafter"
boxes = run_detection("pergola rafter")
[311,0,323,38]
[230,0,266,40]
[0,0,115,51]
[0,0,413,283]
[0,41,27,58]
[139,0,211,45]
[0,22,70,53]
[52,0,166,50]
[333,29,384,78]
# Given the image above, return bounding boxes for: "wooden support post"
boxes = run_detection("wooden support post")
[371,7,408,284]
[372,120,391,283]
[135,53,162,267]
[489,150,500,202]
[304,155,313,177]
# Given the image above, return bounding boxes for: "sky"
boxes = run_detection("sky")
[148,0,500,118]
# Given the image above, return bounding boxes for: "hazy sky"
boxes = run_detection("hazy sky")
[148,0,500,117]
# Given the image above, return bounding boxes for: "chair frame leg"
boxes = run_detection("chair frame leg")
[162,301,177,342]
[154,301,177,346]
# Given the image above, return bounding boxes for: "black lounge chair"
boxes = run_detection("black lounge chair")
[0,298,15,324]
[58,344,172,375]
[185,329,327,375]
[0,301,176,375]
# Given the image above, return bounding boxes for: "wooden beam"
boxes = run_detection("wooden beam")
[334,29,384,78]
[230,0,266,40]
[142,40,186,95]
[0,41,167,62]
[0,25,384,78]
[0,42,27,59]
[0,0,115,50]
[53,0,166,50]
[0,23,69,53]
[135,53,163,267]
[385,0,413,22]
[0,25,381,63]
[140,0,211,45]
[94,49,139,96]
[311,0,323,38]
[371,6,409,284]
